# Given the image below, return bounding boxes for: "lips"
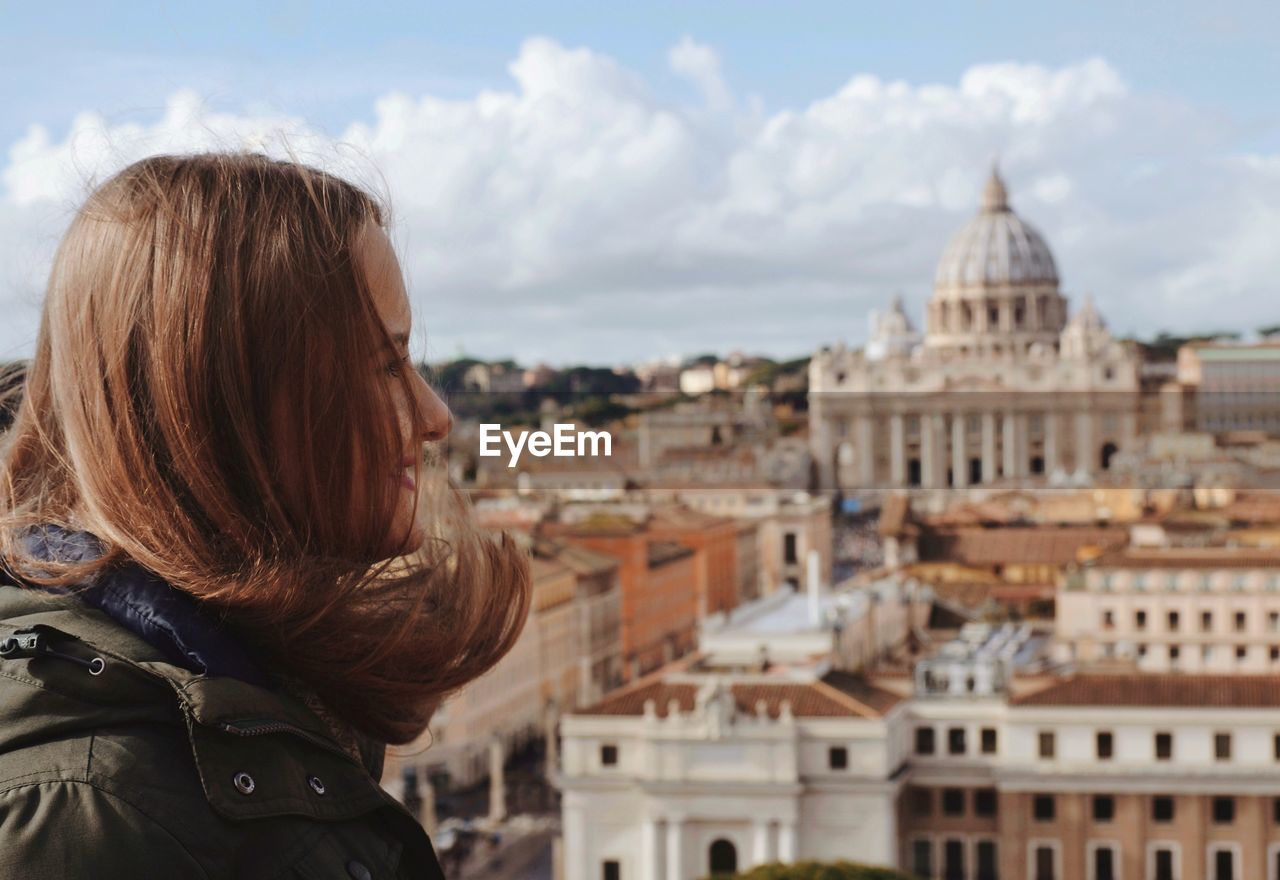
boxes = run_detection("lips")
[398,455,419,491]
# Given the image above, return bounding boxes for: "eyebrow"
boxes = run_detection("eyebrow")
[390,332,411,349]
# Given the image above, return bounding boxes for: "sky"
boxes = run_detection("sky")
[2,1,1279,367]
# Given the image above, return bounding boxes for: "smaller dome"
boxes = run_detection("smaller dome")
[934,167,1059,289]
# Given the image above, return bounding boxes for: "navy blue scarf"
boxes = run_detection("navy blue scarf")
[13,526,270,687]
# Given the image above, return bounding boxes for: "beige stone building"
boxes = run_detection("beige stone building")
[809,168,1143,494]
[1056,546,1280,672]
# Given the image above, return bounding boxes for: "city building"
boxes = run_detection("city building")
[559,573,925,880]
[809,168,1143,494]
[1056,546,1280,672]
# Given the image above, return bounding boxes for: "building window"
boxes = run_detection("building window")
[981,727,998,754]
[828,746,848,769]
[1213,796,1235,824]
[949,727,967,755]
[976,840,997,880]
[1235,611,1247,632]
[1274,733,1280,761]
[1152,796,1175,822]
[1236,645,1247,661]
[1033,794,1055,821]
[1093,795,1115,822]
[1135,609,1147,630]
[1170,644,1181,663]
[1202,610,1213,632]
[942,788,965,816]
[783,532,798,564]
[600,744,619,766]
[1093,846,1116,880]
[1034,845,1057,880]
[1212,848,1235,880]
[1273,796,1280,823]
[1039,731,1056,759]
[708,839,738,876]
[975,788,997,817]
[1152,848,1175,880]
[603,860,621,880]
[1102,609,1115,629]
[909,788,932,816]
[1096,730,1114,760]
[916,727,936,755]
[943,839,965,880]
[1270,611,1279,632]
[1168,610,1180,631]
[911,839,933,878]
[1155,732,1173,760]
[1215,733,1233,761]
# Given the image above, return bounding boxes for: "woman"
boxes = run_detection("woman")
[0,153,531,877]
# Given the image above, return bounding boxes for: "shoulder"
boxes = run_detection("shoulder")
[0,776,211,878]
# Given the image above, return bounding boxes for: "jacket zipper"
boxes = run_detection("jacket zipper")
[216,719,362,764]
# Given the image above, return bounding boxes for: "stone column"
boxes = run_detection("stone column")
[751,820,773,867]
[1044,410,1060,476]
[920,411,937,489]
[564,803,588,880]
[488,737,506,823]
[666,816,684,880]
[421,776,437,837]
[811,400,835,492]
[641,817,661,880]
[951,414,968,488]
[1075,411,1095,477]
[981,412,997,483]
[857,415,875,487]
[544,706,559,783]
[1002,412,1017,480]
[778,819,797,862]
[889,414,906,486]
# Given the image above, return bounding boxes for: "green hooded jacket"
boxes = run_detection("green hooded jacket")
[0,576,446,879]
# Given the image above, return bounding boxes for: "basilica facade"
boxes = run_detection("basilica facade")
[809,168,1142,494]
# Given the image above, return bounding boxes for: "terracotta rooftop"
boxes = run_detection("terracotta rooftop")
[1089,546,1280,569]
[647,540,694,568]
[878,494,916,538]
[1012,674,1280,708]
[538,540,618,576]
[579,671,902,719]
[919,526,1128,567]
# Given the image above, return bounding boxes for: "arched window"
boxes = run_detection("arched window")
[1100,441,1118,470]
[709,839,738,876]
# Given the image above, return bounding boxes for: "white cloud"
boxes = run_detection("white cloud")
[667,35,733,112]
[2,38,1278,365]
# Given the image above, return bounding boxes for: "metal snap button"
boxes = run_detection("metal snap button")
[88,657,105,676]
[232,771,256,795]
[346,859,372,880]
[307,774,326,795]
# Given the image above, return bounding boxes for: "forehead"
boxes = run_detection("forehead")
[358,222,411,335]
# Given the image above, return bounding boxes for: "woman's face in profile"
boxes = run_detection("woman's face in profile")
[358,221,452,552]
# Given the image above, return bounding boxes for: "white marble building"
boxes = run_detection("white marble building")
[810,168,1143,494]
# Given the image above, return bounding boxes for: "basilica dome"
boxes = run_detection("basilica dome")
[934,169,1058,290]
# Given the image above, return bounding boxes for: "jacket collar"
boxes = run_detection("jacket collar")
[4,526,391,800]
[20,525,270,686]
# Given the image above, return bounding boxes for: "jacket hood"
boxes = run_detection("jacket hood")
[14,525,270,686]
[0,531,395,818]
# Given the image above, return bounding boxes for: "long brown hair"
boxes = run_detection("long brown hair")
[0,152,530,744]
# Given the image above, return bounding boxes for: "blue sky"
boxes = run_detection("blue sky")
[2,1,1279,365]
[5,1,1278,143]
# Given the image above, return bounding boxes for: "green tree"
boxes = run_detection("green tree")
[703,861,913,880]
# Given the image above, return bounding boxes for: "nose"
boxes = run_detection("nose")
[415,377,452,443]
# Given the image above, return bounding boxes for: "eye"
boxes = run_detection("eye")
[385,354,410,376]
